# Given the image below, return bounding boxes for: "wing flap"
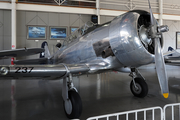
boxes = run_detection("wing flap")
[0,48,44,59]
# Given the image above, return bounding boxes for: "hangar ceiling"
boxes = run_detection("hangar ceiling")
[0,0,179,21]
[5,0,180,15]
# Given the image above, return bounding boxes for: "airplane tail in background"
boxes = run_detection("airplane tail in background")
[163,46,179,57]
[40,41,51,58]
[168,46,174,51]
[167,46,174,56]
[167,46,180,57]
[8,42,49,65]
[165,46,180,65]
[163,46,180,60]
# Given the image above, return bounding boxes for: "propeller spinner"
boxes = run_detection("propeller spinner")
[147,0,169,98]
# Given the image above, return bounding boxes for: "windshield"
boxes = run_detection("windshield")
[63,21,94,46]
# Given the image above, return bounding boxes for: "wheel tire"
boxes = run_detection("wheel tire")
[130,77,148,98]
[63,90,82,119]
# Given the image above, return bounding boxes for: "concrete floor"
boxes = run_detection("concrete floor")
[1,65,180,120]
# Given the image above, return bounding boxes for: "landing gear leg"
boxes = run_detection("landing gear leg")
[129,68,148,98]
[62,73,82,119]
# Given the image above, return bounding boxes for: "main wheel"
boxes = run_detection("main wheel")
[63,90,82,119]
[130,77,148,98]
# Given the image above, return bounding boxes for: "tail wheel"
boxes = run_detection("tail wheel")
[63,90,82,119]
[130,77,148,98]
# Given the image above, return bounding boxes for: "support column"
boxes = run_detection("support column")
[11,0,16,49]
[11,1,17,120]
[96,0,100,24]
[159,0,163,25]
[130,0,132,10]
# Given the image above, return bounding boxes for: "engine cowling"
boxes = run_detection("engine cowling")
[109,10,163,67]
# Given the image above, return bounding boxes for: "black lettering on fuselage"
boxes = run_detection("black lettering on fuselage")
[15,67,34,73]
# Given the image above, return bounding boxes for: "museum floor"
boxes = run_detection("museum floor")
[0,64,180,120]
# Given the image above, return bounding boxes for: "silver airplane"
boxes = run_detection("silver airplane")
[0,0,171,119]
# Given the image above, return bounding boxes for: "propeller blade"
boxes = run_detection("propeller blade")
[147,0,155,25]
[154,38,169,98]
[147,0,169,98]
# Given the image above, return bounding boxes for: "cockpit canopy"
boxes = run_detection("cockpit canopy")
[63,21,94,46]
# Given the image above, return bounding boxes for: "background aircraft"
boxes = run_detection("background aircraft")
[0,0,171,119]
[164,46,180,65]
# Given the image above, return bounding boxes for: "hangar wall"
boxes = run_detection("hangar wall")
[0,10,11,65]
[16,11,91,60]
[0,8,180,64]
[100,16,114,24]
[163,20,180,51]
[15,12,180,54]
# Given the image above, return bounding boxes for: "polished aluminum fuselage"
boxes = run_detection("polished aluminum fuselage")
[0,10,157,78]
[53,10,155,73]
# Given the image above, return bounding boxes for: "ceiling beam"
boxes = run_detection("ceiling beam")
[0,2,11,9]
[0,2,180,21]
[17,3,96,15]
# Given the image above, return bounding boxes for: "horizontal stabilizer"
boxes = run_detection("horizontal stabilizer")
[163,51,176,57]
[13,58,48,65]
[0,48,44,59]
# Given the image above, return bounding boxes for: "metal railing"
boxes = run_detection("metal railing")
[99,0,180,15]
[100,0,159,11]
[1,0,180,15]
[87,106,163,120]
[163,103,180,120]
[17,0,96,8]
[0,0,11,2]
[87,103,180,120]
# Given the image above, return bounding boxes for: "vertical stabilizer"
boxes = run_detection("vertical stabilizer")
[40,41,51,58]
[168,46,180,57]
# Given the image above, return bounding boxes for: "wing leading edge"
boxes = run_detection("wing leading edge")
[0,64,89,78]
[0,60,112,79]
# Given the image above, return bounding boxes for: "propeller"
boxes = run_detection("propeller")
[147,0,169,98]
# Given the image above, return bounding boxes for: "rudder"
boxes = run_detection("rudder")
[40,41,51,58]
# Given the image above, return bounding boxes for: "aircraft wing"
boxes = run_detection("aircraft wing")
[165,56,180,60]
[0,48,44,59]
[13,58,48,65]
[0,61,110,79]
[0,64,89,78]
[165,56,180,66]
[165,61,180,66]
